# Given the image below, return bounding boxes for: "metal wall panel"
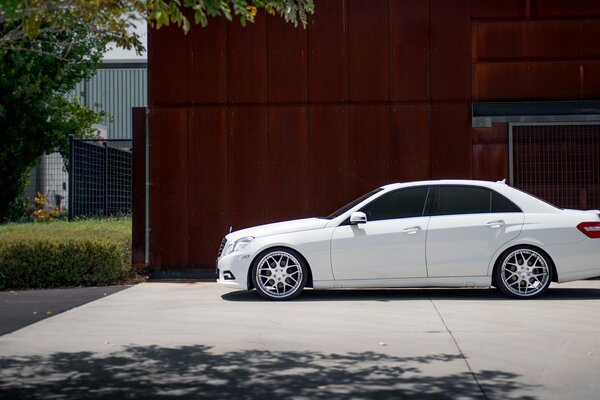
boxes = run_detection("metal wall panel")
[149,108,188,269]
[472,144,508,181]
[148,26,187,106]
[530,0,600,18]
[268,16,308,103]
[227,14,267,104]
[390,105,430,181]
[308,0,348,102]
[87,68,148,139]
[188,18,227,104]
[187,108,228,268]
[473,20,600,61]
[473,123,509,145]
[268,107,309,221]
[431,103,472,178]
[471,0,525,20]
[348,0,389,101]
[473,61,586,101]
[309,106,349,217]
[472,0,600,20]
[145,0,600,271]
[349,105,390,198]
[228,107,268,230]
[68,67,147,139]
[390,0,430,102]
[430,0,470,101]
[582,60,600,98]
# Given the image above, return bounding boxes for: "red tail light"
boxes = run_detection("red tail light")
[577,222,600,238]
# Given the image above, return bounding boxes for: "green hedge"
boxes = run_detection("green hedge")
[0,218,132,289]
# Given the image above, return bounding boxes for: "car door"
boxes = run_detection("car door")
[330,186,431,280]
[426,185,525,277]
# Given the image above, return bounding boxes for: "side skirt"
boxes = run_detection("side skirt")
[313,276,492,290]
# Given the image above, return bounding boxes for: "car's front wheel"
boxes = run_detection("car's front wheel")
[251,248,308,300]
[495,246,552,299]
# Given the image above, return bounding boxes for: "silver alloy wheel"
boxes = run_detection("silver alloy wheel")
[256,251,304,298]
[500,249,550,297]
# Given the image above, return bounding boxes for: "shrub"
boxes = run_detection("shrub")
[0,217,133,289]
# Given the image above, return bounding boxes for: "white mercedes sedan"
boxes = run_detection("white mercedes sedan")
[216,180,600,300]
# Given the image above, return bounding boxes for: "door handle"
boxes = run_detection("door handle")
[402,226,421,234]
[486,220,505,228]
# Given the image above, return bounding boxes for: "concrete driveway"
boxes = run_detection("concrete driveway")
[0,286,130,335]
[0,281,599,399]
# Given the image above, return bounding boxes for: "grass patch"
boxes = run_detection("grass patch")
[0,217,136,290]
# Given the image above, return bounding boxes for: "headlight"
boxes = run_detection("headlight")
[225,236,254,256]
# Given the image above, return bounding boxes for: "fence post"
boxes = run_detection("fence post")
[103,141,108,216]
[68,134,74,220]
[131,107,147,268]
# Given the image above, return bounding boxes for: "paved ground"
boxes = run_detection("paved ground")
[0,281,599,399]
[0,286,130,335]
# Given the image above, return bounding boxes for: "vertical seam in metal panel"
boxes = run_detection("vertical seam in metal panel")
[307,14,311,216]
[108,70,112,138]
[122,69,125,138]
[266,15,269,105]
[120,70,123,138]
[226,20,231,234]
[185,29,190,266]
[346,0,351,199]
[145,108,150,266]
[508,123,514,184]
[428,0,432,179]
[307,106,311,216]
[468,0,473,178]
[113,70,117,138]
[387,0,392,183]
[128,69,132,138]
[117,70,121,138]
[266,15,270,222]
[124,70,128,139]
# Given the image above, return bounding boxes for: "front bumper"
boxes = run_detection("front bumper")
[216,252,252,290]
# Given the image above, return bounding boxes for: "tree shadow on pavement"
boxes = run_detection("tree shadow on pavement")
[0,345,537,399]
[222,287,600,302]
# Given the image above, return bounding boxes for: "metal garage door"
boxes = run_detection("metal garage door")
[511,124,600,210]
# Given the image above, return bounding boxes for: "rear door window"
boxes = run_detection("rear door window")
[433,186,523,215]
[433,186,491,216]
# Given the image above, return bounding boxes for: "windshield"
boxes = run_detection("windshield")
[324,188,383,219]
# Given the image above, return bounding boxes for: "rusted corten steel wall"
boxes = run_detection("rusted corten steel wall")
[471,0,600,182]
[146,0,600,271]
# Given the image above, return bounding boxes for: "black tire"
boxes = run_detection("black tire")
[251,247,308,301]
[494,246,553,299]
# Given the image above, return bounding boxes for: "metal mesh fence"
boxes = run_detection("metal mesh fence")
[69,137,133,218]
[512,124,600,210]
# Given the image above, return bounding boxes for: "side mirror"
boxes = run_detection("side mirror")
[350,211,367,225]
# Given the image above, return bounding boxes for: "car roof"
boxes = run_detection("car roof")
[380,179,505,190]
[378,179,560,213]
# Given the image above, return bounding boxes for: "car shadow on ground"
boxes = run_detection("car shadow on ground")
[0,345,536,400]
[222,287,600,302]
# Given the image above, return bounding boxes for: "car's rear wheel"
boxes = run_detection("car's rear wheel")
[495,246,552,299]
[252,248,307,301]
